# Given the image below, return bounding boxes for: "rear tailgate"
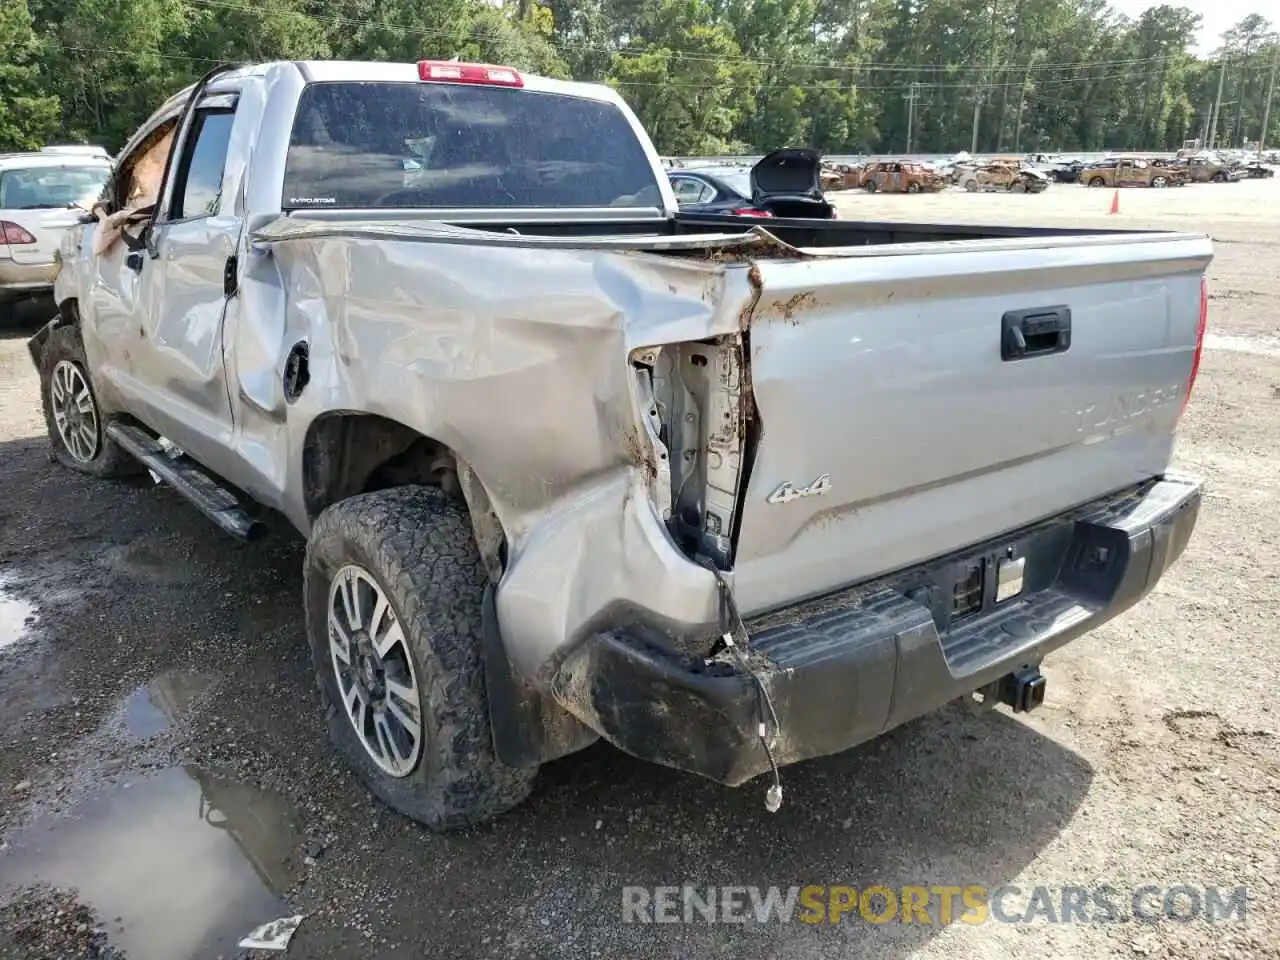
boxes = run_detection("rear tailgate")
[731,232,1212,615]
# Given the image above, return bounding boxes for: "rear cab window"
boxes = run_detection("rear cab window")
[281,82,662,211]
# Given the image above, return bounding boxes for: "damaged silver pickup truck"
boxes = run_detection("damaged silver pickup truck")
[30,60,1210,830]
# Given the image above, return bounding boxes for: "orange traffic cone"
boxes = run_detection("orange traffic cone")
[1108,189,1120,215]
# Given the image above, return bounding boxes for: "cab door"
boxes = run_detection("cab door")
[1117,162,1144,187]
[128,94,242,465]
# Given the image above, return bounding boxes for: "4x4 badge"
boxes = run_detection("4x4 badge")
[767,474,833,505]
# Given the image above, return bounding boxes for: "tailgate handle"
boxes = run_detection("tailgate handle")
[1002,306,1071,360]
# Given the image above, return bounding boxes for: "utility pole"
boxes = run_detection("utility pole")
[972,0,1000,154]
[1261,44,1278,152]
[1209,57,1228,149]
[1013,50,1044,154]
[971,91,984,154]
[904,81,922,154]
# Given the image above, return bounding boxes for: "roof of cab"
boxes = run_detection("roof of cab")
[119,59,631,176]
[134,60,624,149]
[157,60,620,107]
[294,60,621,103]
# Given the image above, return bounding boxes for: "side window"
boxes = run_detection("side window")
[671,177,706,204]
[170,109,236,220]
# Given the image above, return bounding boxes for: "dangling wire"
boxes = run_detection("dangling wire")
[705,562,784,813]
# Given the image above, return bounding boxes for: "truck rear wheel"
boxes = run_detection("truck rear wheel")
[1088,177,1106,187]
[38,324,137,478]
[304,485,536,831]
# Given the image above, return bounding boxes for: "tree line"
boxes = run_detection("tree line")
[1,0,1277,157]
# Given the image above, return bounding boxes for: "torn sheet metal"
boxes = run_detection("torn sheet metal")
[251,215,768,253]
[238,914,305,952]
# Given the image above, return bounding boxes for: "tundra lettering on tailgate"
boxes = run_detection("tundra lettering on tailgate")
[1074,382,1183,435]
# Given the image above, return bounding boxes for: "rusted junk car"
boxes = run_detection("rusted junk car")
[1080,157,1186,188]
[1174,153,1243,183]
[960,159,1050,193]
[859,160,946,193]
[820,161,864,191]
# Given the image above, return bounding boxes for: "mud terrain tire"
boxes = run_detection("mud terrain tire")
[304,486,536,830]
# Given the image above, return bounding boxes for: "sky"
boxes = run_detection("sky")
[1109,0,1265,55]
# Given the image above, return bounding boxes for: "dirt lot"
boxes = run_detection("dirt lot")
[0,179,1277,960]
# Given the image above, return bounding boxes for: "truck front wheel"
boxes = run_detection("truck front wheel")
[304,485,536,831]
[38,324,137,478]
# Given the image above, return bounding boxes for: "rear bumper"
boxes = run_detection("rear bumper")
[0,258,57,302]
[551,475,1201,786]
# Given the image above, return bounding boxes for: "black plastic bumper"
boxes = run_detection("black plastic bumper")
[551,475,1201,786]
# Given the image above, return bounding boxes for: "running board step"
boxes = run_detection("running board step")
[105,422,267,541]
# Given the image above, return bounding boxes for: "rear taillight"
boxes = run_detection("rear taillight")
[0,221,36,245]
[731,207,773,218]
[1179,275,1208,422]
[418,60,523,87]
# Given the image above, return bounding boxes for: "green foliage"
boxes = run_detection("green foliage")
[0,0,59,150]
[3,0,1277,155]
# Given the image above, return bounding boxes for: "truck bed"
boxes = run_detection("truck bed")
[254,211,1210,652]
[672,210,1148,248]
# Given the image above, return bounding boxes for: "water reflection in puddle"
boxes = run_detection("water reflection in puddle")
[0,767,302,960]
[121,670,217,740]
[0,574,37,652]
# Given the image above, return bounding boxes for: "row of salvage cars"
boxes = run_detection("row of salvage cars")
[663,145,1277,219]
[820,156,1049,194]
[1041,150,1275,188]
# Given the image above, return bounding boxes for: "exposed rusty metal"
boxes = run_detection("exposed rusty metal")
[622,426,658,483]
[761,291,819,325]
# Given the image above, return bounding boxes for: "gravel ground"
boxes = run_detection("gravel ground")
[0,180,1277,959]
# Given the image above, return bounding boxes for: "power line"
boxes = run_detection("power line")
[613,69,1162,92]
[39,34,1164,98]
[179,0,1193,77]
[43,42,223,64]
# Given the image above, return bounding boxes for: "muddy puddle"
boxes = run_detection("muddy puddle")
[0,573,37,652]
[0,767,303,960]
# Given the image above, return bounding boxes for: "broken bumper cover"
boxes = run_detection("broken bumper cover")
[551,475,1201,786]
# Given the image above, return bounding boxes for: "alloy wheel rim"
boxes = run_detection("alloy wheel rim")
[50,360,99,463]
[328,564,423,777]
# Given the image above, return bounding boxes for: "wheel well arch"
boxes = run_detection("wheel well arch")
[301,412,507,579]
[27,298,80,369]
[302,412,456,520]
[56,297,80,325]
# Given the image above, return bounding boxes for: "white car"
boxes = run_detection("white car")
[1,151,112,321]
